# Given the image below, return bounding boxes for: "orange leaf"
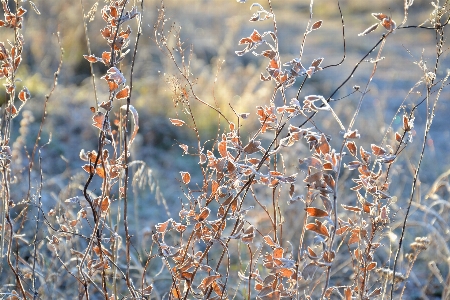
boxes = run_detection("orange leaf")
[336,225,350,235]
[107,80,118,91]
[102,51,111,64]
[115,85,129,100]
[366,261,377,271]
[195,207,210,222]
[156,219,171,233]
[273,247,284,258]
[305,207,329,218]
[170,118,185,126]
[83,54,99,63]
[305,220,329,237]
[264,235,277,247]
[18,87,30,102]
[218,136,227,157]
[371,144,386,156]
[100,196,110,212]
[96,166,106,178]
[312,20,323,30]
[250,29,262,42]
[197,274,221,291]
[346,141,357,156]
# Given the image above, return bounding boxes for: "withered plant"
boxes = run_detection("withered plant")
[150,0,450,299]
[0,0,449,299]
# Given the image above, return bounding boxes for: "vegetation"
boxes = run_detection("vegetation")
[0,0,449,299]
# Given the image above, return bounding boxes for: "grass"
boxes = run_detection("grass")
[0,0,450,299]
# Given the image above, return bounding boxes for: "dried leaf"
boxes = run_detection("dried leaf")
[196,207,210,222]
[83,54,100,63]
[366,261,377,271]
[305,220,329,237]
[218,139,227,157]
[372,13,388,21]
[198,275,221,291]
[156,219,171,233]
[180,171,191,184]
[92,111,105,130]
[346,141,357,156]
[115,85,129,99]
[250,29,262,42]
[264,235,277,247]
[243,139,261,154]
[311,20,323,30]
[371,144,386,156]
[100,196,110,213]
[169,118,185,126]
[305,207,329,218]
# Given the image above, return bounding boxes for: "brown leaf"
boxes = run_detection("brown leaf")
[366,261,377,271]
[83,54,100,63]
[115,85,129,100]
[102,51,111,64]
[346,141,357,156]
[92,111,105,130]
[243,139,261,154]
[264,235,277,247]
[311,20,323,30]
[179,144,188,154]
[318,134,330,154]
[305,207,329,217]
[250,29,262,42]
[180,171,191,184]
[196,207,210,222]
[218,138,227,157]
[169,118,185,126]
[18,86,30,101]
[371,144,386,156]
[305,220,329,237]
[273,247,284,258]
[100,196,110,213]
[336,225,350,235]
[372,13,388,21]
[198,275,221,291]
[156,219,171,233]
[343,129,360,139]
[6,104,17,115]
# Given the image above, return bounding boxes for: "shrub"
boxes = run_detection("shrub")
[0,0,449,299]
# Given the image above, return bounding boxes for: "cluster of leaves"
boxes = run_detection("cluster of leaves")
[0,0,449,299]
[150,0,450,299]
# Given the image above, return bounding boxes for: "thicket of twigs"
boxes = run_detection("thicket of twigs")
[0,0,449,299]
